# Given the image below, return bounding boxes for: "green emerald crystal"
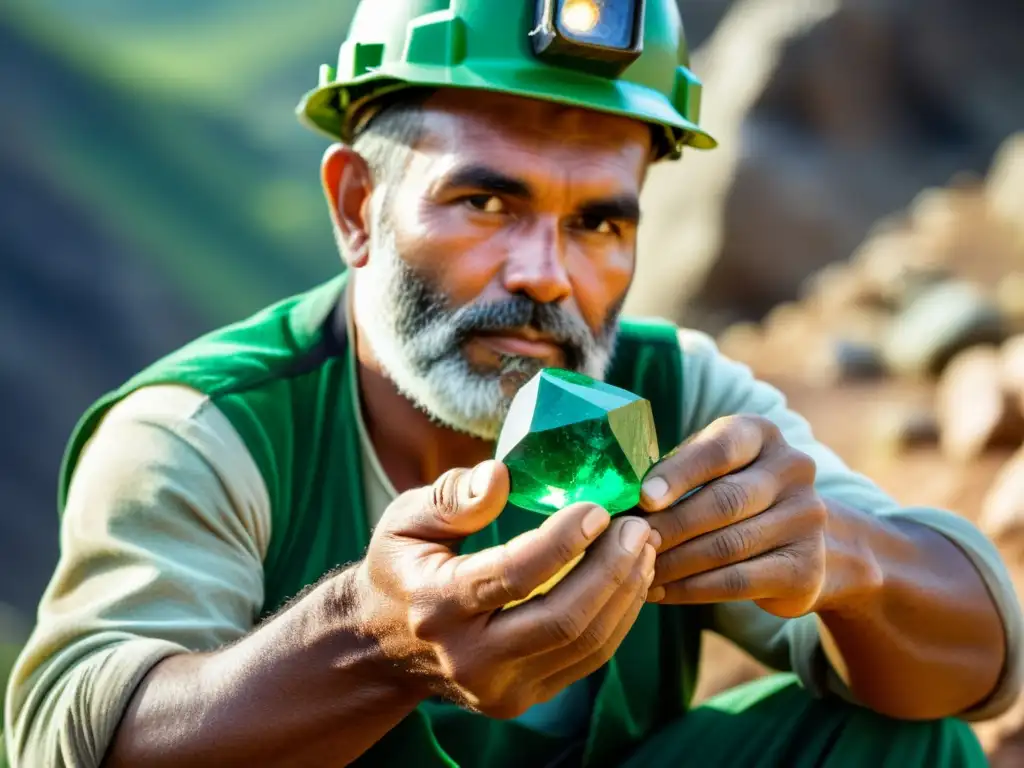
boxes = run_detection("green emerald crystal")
[495,368,660,515]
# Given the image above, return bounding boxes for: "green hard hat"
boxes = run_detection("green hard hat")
[296,0,717,160]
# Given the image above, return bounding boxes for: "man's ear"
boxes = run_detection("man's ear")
[322,144,374,269]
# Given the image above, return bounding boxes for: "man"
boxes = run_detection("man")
[5,1,1022,766]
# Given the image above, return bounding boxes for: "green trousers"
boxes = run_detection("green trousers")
[619,674,987,767]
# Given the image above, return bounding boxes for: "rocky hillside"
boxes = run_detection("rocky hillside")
[696,133,1024,766]
[631,0,1024,334]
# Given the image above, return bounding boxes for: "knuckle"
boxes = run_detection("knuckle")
[804,495,828,526]
[550,532,580,567]
[544,608,587,647]
[776,546,808,587]
[723,567,750,597]
[788,449,818,482]
[755,415,782,441]
[709,431,736,472]
[710,478,748,521]
[493,546,531,603]
[721,415,757,455]
[711,527,750,562]
[431,469,463,519]
[577,622,608,655]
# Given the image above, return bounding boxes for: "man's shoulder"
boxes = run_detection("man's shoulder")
[59,278,348,513]
[78,384,261,492]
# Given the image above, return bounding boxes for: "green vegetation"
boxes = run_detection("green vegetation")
[3,0,360,325]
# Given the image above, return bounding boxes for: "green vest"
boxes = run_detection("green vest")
[58,273,706,768]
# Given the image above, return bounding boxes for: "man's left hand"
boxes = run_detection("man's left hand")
[639,414,829,619]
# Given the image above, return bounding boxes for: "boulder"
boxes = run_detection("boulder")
[870,405,940,455]
[936,346,1024,462]
[883,281,1006,378]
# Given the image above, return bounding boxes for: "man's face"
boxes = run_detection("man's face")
[351,90,652,440]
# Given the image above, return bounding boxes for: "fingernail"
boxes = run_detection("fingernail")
[621,519,649,555]
[641,476,669,507]
[469,462,493,498]
[648,586,666,603]
[581,506,610,539]
[648,530,663,551]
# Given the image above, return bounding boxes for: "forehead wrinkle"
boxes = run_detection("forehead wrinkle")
[409,98,648,203]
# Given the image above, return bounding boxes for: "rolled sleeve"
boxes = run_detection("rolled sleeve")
[3,385,271,768]
[678,329,1023,720]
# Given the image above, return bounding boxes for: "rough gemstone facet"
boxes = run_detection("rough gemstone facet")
[495,368,660,515]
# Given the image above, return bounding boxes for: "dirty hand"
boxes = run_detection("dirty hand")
[352,460,656,718]
[639,415,828,618]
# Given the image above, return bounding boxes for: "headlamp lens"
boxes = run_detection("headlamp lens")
[556,0,637,50]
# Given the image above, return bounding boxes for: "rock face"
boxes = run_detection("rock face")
[632,0,1024,334]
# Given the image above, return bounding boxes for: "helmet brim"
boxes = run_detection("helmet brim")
[297,60,717,158]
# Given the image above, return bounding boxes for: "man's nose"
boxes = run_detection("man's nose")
[501,221,572,305]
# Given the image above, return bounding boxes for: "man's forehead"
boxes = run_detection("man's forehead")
[415,89,653,166]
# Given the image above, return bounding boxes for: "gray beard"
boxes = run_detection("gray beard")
[353,229,619,440]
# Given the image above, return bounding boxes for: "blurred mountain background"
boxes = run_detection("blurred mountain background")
[1,0,1022,763]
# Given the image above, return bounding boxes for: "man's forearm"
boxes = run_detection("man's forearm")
[814,501,1007,720]
[104,569,422,767]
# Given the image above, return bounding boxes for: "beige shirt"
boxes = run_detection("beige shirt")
[5,329,1023,768]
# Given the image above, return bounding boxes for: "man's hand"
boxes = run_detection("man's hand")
[638,415,828,618]
[354,459,656,719]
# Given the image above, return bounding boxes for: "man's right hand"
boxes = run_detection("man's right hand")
[352,459,657,720]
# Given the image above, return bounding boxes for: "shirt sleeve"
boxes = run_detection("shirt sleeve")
[676,328,1024,721]
[3,385,272,768]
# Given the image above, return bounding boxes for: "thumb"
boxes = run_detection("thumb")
[386,460,510,542]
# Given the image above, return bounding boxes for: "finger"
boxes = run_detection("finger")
[646,460,782,553]
[651,537,824,607]
[445,502,612,614]
[491,517,653,656]
[384,460,509,542]
[651,496,822,587]
[640,416,775,513]
[535,573,650,700]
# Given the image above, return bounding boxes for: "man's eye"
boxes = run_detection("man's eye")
[578,214,616,235]
[465,195,506,214]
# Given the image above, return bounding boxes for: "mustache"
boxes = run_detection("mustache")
[448,296,593,350]
[412,295,598,373]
